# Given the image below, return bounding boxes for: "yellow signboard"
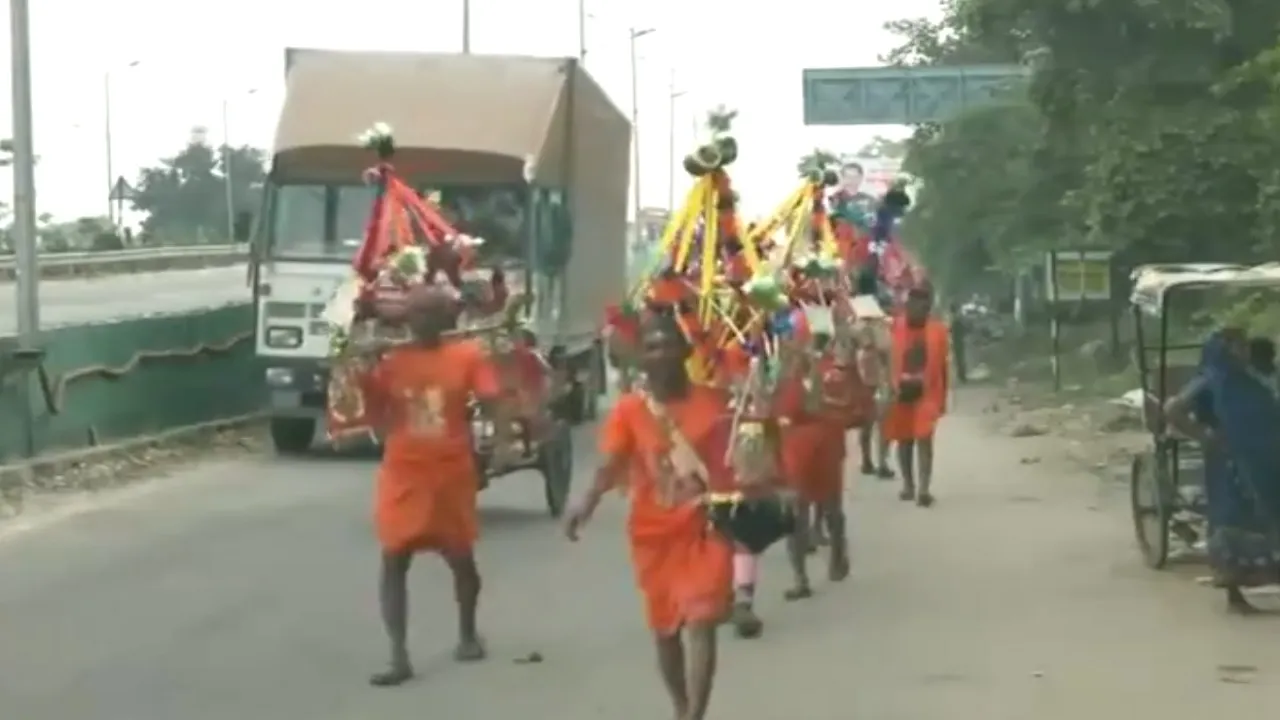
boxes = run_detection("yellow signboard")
[1046,250,1112,302]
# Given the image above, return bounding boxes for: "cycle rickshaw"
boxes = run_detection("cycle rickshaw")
[1128,262,1280,568]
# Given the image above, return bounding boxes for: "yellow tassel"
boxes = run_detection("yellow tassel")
[746,184,808,256]
[699,179,719,324]
[629,182,705,303]
[673,177,710,272]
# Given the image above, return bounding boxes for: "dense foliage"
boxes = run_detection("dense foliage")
[881,0,1280,296]
[1,128,265,252]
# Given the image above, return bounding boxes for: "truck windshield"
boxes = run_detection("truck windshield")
[268,182,530,261]
[270,184,376,259]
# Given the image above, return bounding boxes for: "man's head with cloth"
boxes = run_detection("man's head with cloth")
[638,306,693,392]
[904,285,933,327]
[401,283,461,345]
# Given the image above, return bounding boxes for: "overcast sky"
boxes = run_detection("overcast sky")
[0,0,942,221]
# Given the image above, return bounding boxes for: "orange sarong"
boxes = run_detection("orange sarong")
[882,317,949,442]
[599,387,734,636]
[775,358,847,503]
[365,339,500,555]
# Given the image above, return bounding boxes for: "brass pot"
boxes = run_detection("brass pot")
[715,136,738,165]
[683,153,713,176]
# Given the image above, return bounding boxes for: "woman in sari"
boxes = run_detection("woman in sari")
[1166,330,1280,613]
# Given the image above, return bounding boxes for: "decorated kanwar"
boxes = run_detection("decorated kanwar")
[824,164,930,484]
[565,122,798,718]
[826,167,949,506]
[750,164,874,599]
[322,124,558,685]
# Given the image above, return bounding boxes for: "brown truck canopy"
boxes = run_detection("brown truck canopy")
[274,49,624,185]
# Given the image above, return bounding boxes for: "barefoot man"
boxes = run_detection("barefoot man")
[565,310,734,720]
[777,313,852,600]
[361,284,510,686]
[883,287,949,507]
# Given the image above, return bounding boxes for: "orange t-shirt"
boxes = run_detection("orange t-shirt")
[368,339,500,468]
[598,386,733,540]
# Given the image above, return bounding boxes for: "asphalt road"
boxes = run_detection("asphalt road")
[1,397,1278,719]
[0,265,250,336]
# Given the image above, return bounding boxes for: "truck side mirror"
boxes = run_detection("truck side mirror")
[233,211,254,243]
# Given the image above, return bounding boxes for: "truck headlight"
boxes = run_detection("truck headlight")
[264,367,295,386]
[265,326,303,348]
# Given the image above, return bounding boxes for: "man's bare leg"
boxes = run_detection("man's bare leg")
[823,499,850,581]
[683,622,719,720]
[784,502,814,600]
[729,550,763,638]
[371,552,415,686]
[811,503,829,548]
[444,552,486,661]
[858,425,876,475]
[876,427,894,479]
[654,632,690,718]
[916,434,936,507]
[897,440,916,501]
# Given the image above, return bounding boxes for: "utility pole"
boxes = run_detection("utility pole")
[10,0,38,456]
[628,27,654,246]
[9,0,37,342]
[462,0,471,53]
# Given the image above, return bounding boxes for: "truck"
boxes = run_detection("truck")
[248,48,631,452]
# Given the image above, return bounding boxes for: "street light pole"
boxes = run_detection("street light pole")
[578,0,587,62]
[103,74,114,226]
[103,60,140,228]
[628,27,654,246]
[462,0,471,53]
[221,89,257,243]
[221,100,234,242]
[667,70,686,212]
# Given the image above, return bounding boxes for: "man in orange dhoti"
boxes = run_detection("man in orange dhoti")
[777,350,851,599]
[362,285,508,686]
[565,311,734,720]
[882,287,949,507]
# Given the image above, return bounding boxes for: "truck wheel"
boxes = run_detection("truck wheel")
[270,418,315,454]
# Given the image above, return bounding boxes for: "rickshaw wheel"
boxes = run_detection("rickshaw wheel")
[1130,451,1170,569]
[538,422,574,518]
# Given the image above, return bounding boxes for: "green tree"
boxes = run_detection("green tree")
[884,0,1280,295]
[855,136,909,160]
[129,127,267,244]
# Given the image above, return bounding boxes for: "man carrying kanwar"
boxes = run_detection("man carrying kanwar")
[773,177,858,599]
[883,285,950,506]
[571,127,793,718]
[852,270,895,479]
[322,124,517,686]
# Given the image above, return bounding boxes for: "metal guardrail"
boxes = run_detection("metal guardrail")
[0,244,247,270]
[0,244,248,280]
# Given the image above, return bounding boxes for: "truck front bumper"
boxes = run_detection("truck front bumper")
[261,358,329,419]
